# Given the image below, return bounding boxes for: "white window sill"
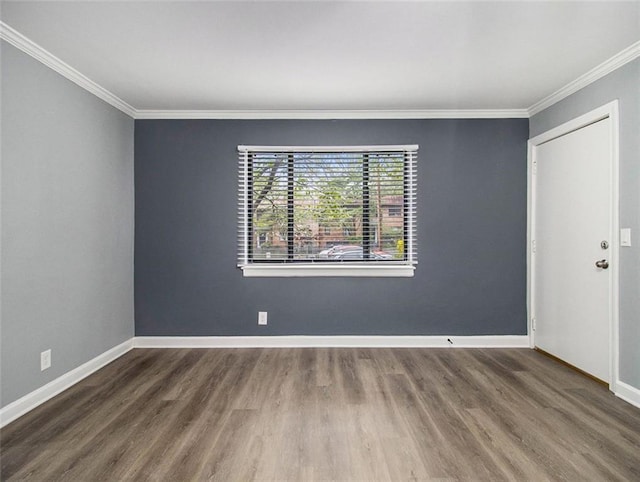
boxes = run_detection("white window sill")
[240,264,415,278]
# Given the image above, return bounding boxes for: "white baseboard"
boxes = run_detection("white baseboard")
[0,335,530,427]
[133,335,529,349]
[0,339,134,428]
[615,380,640,409]
[6,335,633,429]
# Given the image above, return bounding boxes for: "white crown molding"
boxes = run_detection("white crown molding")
[133,335,530,349]
[0,22,136,118]
[2,20,637,121]
[134,109,529,120]
[0,339,133,428]
[528,40,640,117]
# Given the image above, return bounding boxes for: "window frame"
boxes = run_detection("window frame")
[238,145,418,277]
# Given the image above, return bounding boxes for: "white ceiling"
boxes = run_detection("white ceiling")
[2,1,639,113]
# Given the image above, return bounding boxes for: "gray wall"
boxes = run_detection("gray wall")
[1,42,135,407]
[135,118,528,337]
[530,58,640,391]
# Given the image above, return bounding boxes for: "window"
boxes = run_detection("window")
[238,145,418,277]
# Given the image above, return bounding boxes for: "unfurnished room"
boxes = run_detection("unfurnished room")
[1,1,639,480]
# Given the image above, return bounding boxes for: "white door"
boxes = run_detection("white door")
[532,118,612,383]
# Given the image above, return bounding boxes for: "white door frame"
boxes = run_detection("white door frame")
[527,100,620,391]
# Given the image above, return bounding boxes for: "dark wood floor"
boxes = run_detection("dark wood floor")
[1,348,639,481]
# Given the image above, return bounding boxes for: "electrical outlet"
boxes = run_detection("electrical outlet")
[258,311,268,325]
[41,349,51,371]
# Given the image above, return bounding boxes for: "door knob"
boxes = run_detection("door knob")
[595,259,609,269]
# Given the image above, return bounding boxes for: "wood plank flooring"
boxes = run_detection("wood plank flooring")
[1,348,639,481]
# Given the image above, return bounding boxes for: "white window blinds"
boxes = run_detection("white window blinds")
[238,145,418,272]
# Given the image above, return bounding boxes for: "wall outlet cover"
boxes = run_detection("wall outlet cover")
[258,311,268,325]
[41,349,51,371]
